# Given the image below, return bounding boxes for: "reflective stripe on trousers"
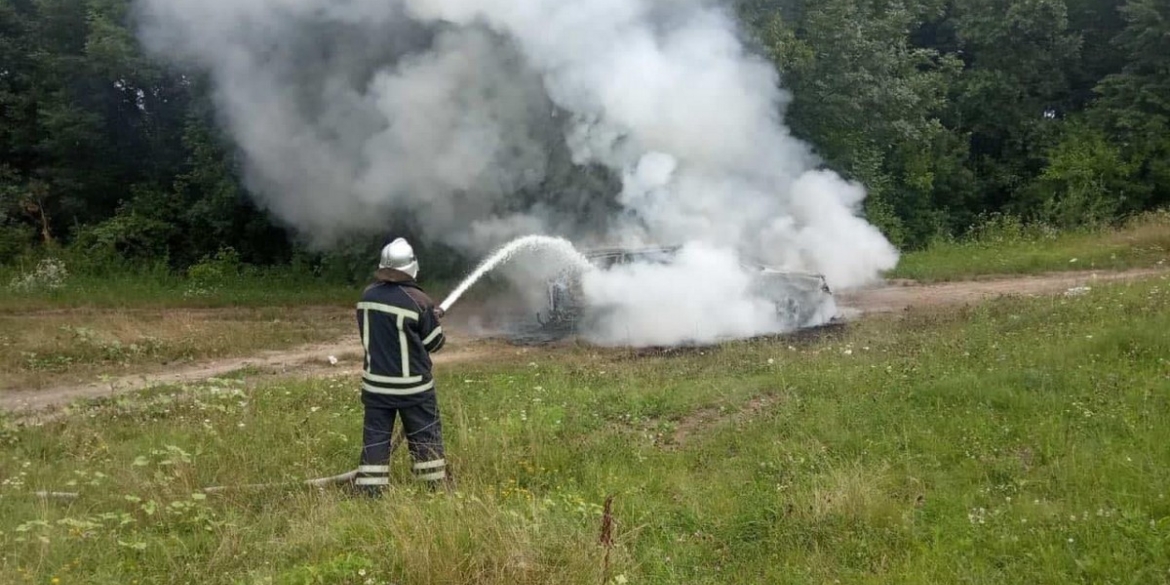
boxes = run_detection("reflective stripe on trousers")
[356,464,390,486]
[412,458,447,482]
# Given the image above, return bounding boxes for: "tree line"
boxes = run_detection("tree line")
[1,0,1167,278]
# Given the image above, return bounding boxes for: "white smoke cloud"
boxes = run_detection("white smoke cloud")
[580,243,786,347]
[136,1,556,248]
[136,0,900,344]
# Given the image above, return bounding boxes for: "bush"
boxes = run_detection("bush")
[963,213,1059,246]
[72,205,178,262]
[7,257,69,292]
[1030,123,1147,228]
[0,223,36,262]
[184,247,242,297]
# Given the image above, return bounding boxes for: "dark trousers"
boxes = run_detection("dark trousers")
[357,390,448,492]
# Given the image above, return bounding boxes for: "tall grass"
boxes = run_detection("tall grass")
[889,211,1170,282]
[2,274,1168,583]
[0,247,473,313]
[0,251,361,311]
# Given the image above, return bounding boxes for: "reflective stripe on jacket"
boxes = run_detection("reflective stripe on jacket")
[357,269,445,396]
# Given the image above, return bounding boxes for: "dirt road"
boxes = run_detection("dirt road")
[3,267,1165,414]
[835,267,1167,314]
[0,335,505,414]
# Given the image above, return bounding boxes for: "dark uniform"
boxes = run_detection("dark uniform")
[355,267,448,493]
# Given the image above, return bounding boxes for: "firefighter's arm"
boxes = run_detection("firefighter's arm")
[421,304,446,354]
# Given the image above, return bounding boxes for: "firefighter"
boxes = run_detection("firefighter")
[354,237,449,495]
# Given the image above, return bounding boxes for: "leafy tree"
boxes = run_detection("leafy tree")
[1027,120,1144,226]
[946,0,1083,215]
[751,0,965,246]
[1,0,1167,271]
[1064,0,1130,107]
[1091,0,1170,210]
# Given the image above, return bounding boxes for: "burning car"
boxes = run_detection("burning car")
[535,245,840,335]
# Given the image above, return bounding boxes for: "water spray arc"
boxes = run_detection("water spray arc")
[439,235,593,313]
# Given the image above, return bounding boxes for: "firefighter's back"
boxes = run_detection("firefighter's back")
[357,277,444,398]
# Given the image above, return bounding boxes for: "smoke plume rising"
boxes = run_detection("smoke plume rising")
[136,0,900,344]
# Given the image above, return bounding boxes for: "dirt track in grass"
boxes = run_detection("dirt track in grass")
[3,267,1165,414]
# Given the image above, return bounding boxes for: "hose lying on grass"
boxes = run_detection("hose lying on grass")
[33,430,404,500]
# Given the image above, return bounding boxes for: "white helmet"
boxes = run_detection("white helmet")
[379,238,419,279]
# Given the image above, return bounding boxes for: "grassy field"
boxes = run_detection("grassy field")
[0,266,464,391]
[2,273,1168,583]
[0,306,355,391]
[0,271,361,313]
[0,254,468,314]
[2,209,1163,393]
[890,212,1169,282]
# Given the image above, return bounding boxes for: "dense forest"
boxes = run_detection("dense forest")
[1,0,1167,279]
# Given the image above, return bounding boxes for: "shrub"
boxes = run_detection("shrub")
[184,247,242,297]
[7,258,69,292]
[72,205,178,262]
[0,223,36,262]
[1030,123,1147,228]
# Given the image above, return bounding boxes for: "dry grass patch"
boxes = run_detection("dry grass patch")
[804,463,897,522]
[1102,211,1170,251]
